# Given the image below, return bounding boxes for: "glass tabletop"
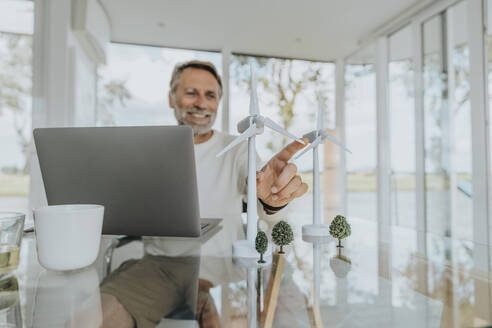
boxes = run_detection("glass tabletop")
[2,218,492,327]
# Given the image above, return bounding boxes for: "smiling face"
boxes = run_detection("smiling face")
[169,67,221,136]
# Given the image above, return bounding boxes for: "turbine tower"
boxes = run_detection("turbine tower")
[217,63,304,258]
[295,92,351,236]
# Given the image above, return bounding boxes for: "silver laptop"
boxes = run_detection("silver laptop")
[33,125,221,237]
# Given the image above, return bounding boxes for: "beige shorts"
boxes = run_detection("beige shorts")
[100,254,200,327]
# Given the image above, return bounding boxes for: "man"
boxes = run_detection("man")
[145,60,308,256]
[144,60,309,257]
[173,60,307,205]
[100,60,308,327]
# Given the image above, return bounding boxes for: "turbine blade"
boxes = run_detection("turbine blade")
[249,63,259,116]
[216,124,257,157]
[263,117,305,144]
[293,138,321,160]
[316,92,324,131]
[321,130,352,154]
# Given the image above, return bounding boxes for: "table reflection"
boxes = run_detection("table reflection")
[5,217,492,327]
[100,241,221,328]
[329,247,352,279]
[33,267,101,328]
[0,275,22,327]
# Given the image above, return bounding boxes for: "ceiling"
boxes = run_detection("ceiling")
[100,0,430,62]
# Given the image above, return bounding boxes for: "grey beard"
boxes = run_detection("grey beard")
[173,105,216,136]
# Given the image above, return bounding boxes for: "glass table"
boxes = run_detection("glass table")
[2,218,492,327]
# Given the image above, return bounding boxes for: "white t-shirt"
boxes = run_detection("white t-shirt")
[144,130,284,258]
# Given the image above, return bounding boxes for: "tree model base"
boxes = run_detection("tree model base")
[302,234,332,244]
[233,240,272,259]
[302,224,331,237]
[233,256,271,269]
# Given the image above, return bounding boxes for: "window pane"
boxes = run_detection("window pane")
[389,26,416,228]
[345,45,377,222]
[423,14,451,238]
[229,55,335,225]
[0,1,33,215]
[97,43,222,128]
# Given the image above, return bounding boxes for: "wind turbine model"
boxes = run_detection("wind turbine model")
[295,92,352,236]
[217,63,305,258]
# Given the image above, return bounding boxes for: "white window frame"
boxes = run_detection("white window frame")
[376,36,392,244]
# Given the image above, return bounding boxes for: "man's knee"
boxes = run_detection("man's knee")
[101,293,135,328]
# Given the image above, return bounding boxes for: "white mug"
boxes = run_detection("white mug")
[33,204,104,271]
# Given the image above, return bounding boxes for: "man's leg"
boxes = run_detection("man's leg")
[100,256,183,326]
[101,293,135,328]
[196,279,221,328]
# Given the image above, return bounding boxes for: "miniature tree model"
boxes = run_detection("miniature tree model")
[255,231,268,263]
[271,220,294,254]
[329,215,351,248]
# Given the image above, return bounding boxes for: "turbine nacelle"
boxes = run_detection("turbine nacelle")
[302,130,321,144]
[237,115,264,134]
[294,129,351,160]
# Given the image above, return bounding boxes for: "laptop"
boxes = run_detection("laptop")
[33,125,221,237]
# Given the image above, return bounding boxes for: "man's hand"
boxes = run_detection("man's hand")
[257,139,309,211]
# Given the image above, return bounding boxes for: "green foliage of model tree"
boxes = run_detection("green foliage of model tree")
[255,231,268,263]
[329,215,351,247]
[271,220,293,254]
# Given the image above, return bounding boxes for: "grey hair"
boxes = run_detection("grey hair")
[169,60,223,99]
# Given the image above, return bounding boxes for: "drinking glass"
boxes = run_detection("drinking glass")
[0,213,25,276]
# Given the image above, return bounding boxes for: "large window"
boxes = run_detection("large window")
[97,43,222,128]
[229,55,335,226]
[422,4,472,242]
[388,26,416,229]
[345,46,378,221]
[0,1,33,214]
